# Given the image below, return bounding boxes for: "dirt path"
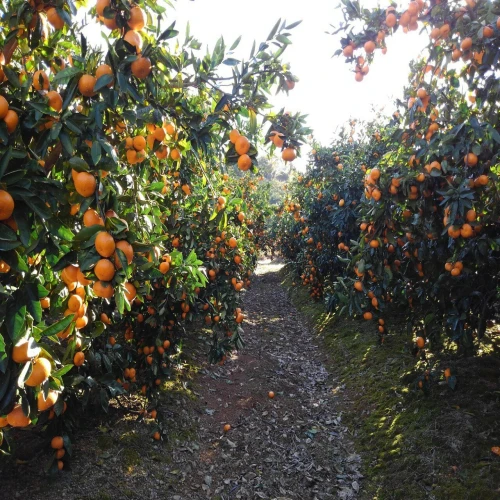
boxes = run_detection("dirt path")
[2,260,361,499]
[168,259,362,499]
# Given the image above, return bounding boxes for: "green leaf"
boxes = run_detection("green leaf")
[52,364,74,379]
[74,225,103,242]
[39,315,75,338]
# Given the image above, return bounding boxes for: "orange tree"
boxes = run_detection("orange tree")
[273,0,500,389]
[0,0,304,468]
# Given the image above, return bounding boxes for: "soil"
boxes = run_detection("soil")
[0,259,362,499]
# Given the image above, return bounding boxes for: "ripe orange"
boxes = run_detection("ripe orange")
[95,231,116,257]
[46,7,64,30]
[114,240,134,268]
[67,294,83,312]
[461,37,473,51]
[4,109,19,133]
[124,282,137,302]
[364,40,376,53]
[33,70,49,91]
[159,261,170,274]
[93,280,114,299]
[40,296,50,309]
[83,208,104,227]
[229,129,240,143]
[228,237,237,248]
[235,136,250,155]
[96,0,110,16]
[464,152,478,166]
[123,30,143,53]
[237,154,252,171]
[153,431,161,440]
[127,6,145,30]
[223,424,231,432]
[95,64,114,87]
[0,95,8,119]
[78,74,96,97]
[7,404,31,427]
[47,90,63,112]
[170,148,181,160]
[131,57,151,79]
[416,336,425,349]
[268,391,275,399]
[282,148,296,162]
[94,259,115,281]
[56,449,65,459]
[12,340,40,363]
[0,190,14,220]
[51,436,64,450]
[363,311,373,320]
[386,13,397,27]
[38,390,59,411]
[25,357,51,386]
[73,351,85,367]
[74,172,97,197]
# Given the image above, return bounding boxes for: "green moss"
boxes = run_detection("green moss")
[97,435,113,451]
[122,447,140,467]
[280,267,500,499]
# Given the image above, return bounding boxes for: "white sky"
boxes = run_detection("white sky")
[82,1,429,170]
[170,0,429,169]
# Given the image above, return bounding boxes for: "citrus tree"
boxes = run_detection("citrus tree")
[0,0,304,470]
[273,0,500,389]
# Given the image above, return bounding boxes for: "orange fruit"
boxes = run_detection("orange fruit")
[95,231,115,257]
[38,389,59,411]
[7,404,31,427]
[127,6,145,30]
[96,0,110,16]
[40,297,50,309]
[33,70,50,91]
[364,40,376,53]
[159,261,170,274]
[235,136,250,155]
[47,91,63,112]
[78,74,96,97]
[416,336,425,349]
[25,357,51,386]
[229,129,240,143]
[131,57,151,79]
[0,190,14,220]
[123,30,143,53]
[67,294,83,312]
[73,351,85,367]
[124,282,136,302]
[51,436,64,450]
[114,240,134,268]
[93,280,114,299]
[56,449,65,459]
[170,148,181,160]
[228,237,237,248]
[282,148,296,162]
[46,7,64,30]
[57,460,64,471]
[268,391,275,399]
[223,424,231,432]
[94,259,115,281]
[464,152,478,166]
[12,340,40,363]
[461,37,472,51]
[0,95,8,119]
[95,64,114,87]
[4,109,19,133]
[74,172,97,197]
[153,431,161,440]
[83,208,104,227]
[363,311,373,320]
[237,154,252,171]
[133,135,146,151]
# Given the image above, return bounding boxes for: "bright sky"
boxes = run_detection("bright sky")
[169,0,429,169]
[82,1,429,170]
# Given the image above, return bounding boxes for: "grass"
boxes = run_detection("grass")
[281,265,500,500]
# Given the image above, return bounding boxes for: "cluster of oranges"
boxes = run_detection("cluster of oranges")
[230,129,253,171]
[0,94,18,133]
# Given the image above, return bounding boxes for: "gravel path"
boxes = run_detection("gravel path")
[169,259,362,499]
[1,259,362,500]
